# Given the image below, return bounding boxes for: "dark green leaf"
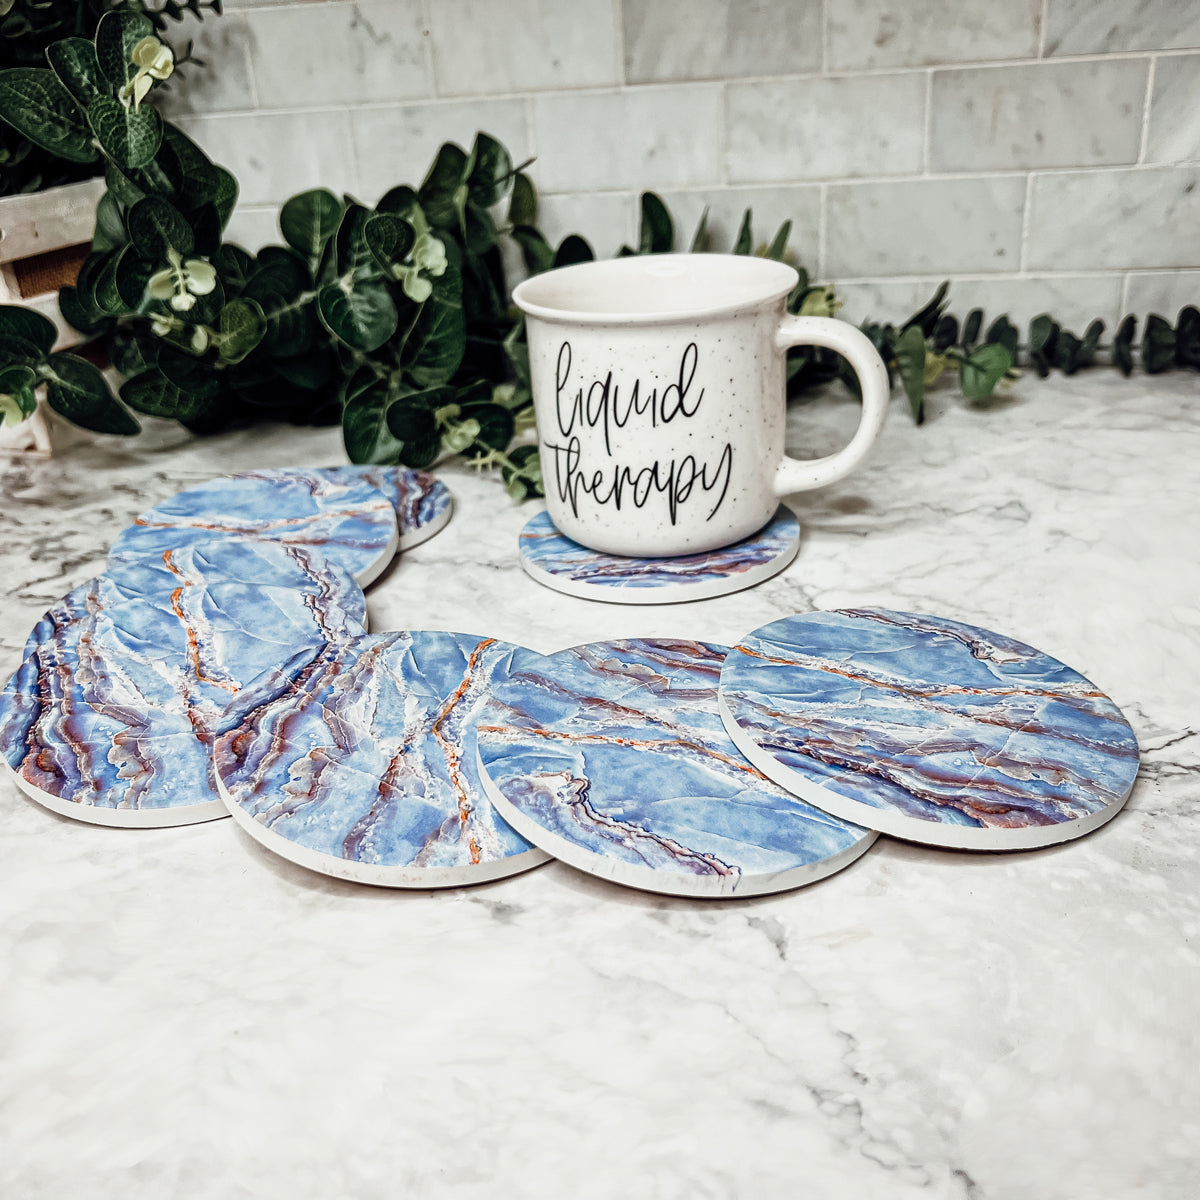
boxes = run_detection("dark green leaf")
[459,401,514,456]
[932,314,958,353]
[242,248,314,356]
[902,281,949,337]
[1175,305,1200,368]
[507,171,536,226]
[0,305,56,355]
[503,319,529,387]
[1113,315,1136,375]
[405,260,465,387]
[213,244,253,295]
[959,343,1012,400]
[1143,313,1175,373]
[156,344,220,397]
[689,207,710,253]
[91,251,126,315]
[962,308,983,349]
[57,285,109,337]
[0,364,38,417]
[0,69,98,163]
[512,224,555,276]
[127,195,193,259]
[190,203,222,259]
[1078,319,1104,369]
[45,352,139,433]
[418,141,470,229]
[363,212,416,275]
[386,392,446,469]
[985,314,1019,359]
[466,131,513,209]
[553,235,594,268]
[218,298,266,364]
[501,443,542,501]
[95,10,155,88]
[92,192,127,253]
[732,209,752,256]
[317,280,398,352]
[114,244,155,308]
[1053,329,1082,374]
[334,202,374,278]
[280,188,343,260]
[88,96,161,169]
[275,348,333,391]
[1029,314,1059,378]
[894,324,926,424]
[107,326,156,378]
[638,192,673,255]
[210,167,238,229]
[463,204,497,257]
[46,39,104,108]
[765,220,791,262]
[105,160,145,207]
[375,185,422,221]
[120,369,208,422]
[342,368,400,464]
[0,333,46,367]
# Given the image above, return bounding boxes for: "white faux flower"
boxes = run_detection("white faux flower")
[411,232,447,277]
[132,37,174,81]
[147,248,217,313]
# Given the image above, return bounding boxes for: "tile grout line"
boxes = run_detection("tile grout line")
[820,0,829,74]
[419,0,438,99]
[817,183,827,280]
[922,69,933,175]
[1119,272,1132,317]
[239,12,262,112]
[1037,0,1049,57]
[1019,171,1036,272]
[1137,55,1157,164]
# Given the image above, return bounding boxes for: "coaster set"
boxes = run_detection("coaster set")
[0,466,452,830]
[2,464,1140,898]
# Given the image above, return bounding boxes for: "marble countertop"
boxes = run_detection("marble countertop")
[2,372,1196,1199]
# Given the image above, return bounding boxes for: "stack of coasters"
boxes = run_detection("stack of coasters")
[0,466,454,829]
[518,505,801,604]
[213,631,548,888]
[718,609,1140,850]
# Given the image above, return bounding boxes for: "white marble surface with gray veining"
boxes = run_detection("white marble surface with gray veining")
[1,372,1197,1199]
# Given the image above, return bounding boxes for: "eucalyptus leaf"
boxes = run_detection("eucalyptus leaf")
[689,207,710,253]
[932,314,958,353]
[1175,305,1200,368]
[1029,314,1059,378]
[1113,315,1136,376]
[46,38,104,108]
[512,225,555,276]
[0,69,98,162]
[894,324,926,425]
[317,280,398,353]
[508,171,536,226]
[1053,329,1081,374]
[1078,319,1104,369]
[962,308,983,349]
[1142,313,1175,374]
[985,314,1019,359]
[45,352,139,434]
[88,95,162,169]
[765,220,791,262]
[959,344,1012,400]
[732,209,752,256]
[501,443,542,501]
[903,282,949,337]
[553,235,594,268]
[0,305,56,355]
[638,192,673,255]
[280,189,343,260]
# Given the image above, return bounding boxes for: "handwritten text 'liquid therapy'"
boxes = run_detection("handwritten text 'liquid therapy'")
[542,342,733,523]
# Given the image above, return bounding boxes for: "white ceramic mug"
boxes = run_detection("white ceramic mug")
[512,254,889,558]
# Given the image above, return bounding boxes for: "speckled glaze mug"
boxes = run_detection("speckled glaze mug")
[512,254,889,558]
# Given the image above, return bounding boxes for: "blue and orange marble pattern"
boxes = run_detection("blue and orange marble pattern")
[213,631,540,879]
[720,608,1140,832]
[518,505,800,588]
[107,470,397,583]
[476,638,873,893]
[0,578,365,817]
[299,466,452,549]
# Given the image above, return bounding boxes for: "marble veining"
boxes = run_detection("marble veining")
[720,608,1140,848]
[519,505,800,603]
[0,577,365,823]
[476,638,875,897]
[296,465,453,550]
[214,631,546,885]
[107,469,399,586]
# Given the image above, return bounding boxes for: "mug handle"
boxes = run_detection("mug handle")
[772,315,890,496]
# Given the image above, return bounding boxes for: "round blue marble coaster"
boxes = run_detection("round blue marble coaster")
[103,541,368,631]
[719,608,1141,851]
[108,470,399,586]
[213,631,550,888]
[296,466,453,551]
[475,638,876,898]
[0,582,366,829]
[518,505,801,605]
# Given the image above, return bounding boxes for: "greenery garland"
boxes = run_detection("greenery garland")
[0,10,1195,499]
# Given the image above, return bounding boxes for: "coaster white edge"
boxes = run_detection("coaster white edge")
[215,757,550,889]
[4,760,228,829]
[354,516,401,587]
[476,748,876,898]
[718,692,1132,852]
[397,494,454,552]
[518,537,800,606]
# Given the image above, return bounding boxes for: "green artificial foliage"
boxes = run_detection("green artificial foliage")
[0,9,1196,500]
